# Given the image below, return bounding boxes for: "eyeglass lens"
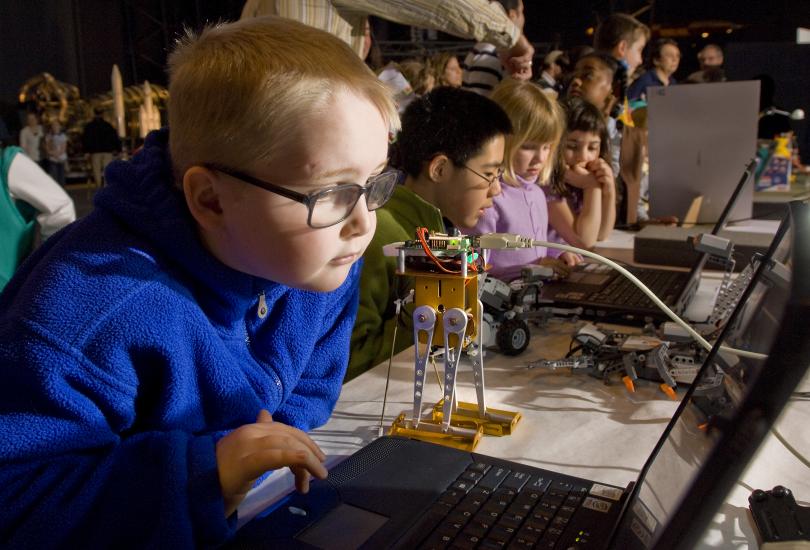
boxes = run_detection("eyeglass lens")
[309,171,398,228]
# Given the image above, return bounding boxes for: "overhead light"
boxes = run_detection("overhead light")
[701,32,710,38]
[586,27,594,36]
[726,29,733,34]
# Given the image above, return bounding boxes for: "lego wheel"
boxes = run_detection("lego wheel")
[497,319,530,355]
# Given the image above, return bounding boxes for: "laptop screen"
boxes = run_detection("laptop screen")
[612,210,794,549]
[674,160,757,311]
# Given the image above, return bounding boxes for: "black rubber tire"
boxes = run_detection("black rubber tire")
[497,319,530,355]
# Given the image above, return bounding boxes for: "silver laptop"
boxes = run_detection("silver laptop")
[647,81,759,225]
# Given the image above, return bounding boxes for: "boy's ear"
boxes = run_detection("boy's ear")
[183,166,225,230]
[427,154,451,183]
[614,40,628,60]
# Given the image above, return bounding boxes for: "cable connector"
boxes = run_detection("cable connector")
[693,233,733,259]
[475,233,534,250]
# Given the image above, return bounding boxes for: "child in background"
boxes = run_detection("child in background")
[593,12,649,102]
[0,16,398,547]
[0,144,76,290]
[398,58,435,95]
[464,79,580,282]
[348,87,512,380]
[44,120,68,186]
[593,12,650,224]
[566,51,619,118]
[432,52,464,88]
[547,97,616,249]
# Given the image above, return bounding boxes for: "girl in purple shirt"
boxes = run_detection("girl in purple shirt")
[465,80,580,281]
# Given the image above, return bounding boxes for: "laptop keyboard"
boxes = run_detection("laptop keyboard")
[415,461,591,549]
[587,268,684,309]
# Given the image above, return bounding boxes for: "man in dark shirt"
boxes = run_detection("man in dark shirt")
[81,109,121,187]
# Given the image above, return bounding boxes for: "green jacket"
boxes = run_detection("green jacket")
[0,147,36,290]
[346,185,445,381]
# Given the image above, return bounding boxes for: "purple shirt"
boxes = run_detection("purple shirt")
[466,173,559,282]
[545,184,583,246]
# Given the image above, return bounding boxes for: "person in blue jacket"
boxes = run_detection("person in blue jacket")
[0,16,399,548]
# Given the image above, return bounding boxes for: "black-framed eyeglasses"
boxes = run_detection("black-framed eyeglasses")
[205,164,399,229]
[463,165,504,187]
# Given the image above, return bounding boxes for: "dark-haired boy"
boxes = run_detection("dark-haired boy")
[567,52,619,116]
[593,13,650,225]
[347,87,512,380]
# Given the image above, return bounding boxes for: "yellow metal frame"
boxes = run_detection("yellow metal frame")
[431,400,522,436]
[389,413,483,451]
[405,269,480,347]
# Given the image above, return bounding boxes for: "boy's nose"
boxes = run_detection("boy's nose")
[342,196,374,237]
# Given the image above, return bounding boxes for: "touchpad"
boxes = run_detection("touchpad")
[296,503,388,549]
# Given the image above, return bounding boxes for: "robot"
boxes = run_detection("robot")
[529,322,708,400]
[479,266,582,355]
[382,228,522,451]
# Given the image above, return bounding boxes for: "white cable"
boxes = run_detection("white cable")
[476,233,768,361]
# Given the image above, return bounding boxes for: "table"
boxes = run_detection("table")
[239,276,810,550]
[753,175,810,220]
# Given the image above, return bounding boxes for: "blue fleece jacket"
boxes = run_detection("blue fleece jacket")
[0,130,359,548]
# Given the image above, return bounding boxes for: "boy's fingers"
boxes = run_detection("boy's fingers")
[257,409,274,423]
[291,465,312,494]
[242,447,329,487]
[249,418,327,463]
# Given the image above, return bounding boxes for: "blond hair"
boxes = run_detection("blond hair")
[490,80,564,186]
[167,16,399,180]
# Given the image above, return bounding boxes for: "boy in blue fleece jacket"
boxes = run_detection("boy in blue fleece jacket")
[0,16,398,548]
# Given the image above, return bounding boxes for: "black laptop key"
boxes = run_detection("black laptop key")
[551,480,574,492]
[468,462,491,474]
[446,510,474,525]
[460,522,488,539]
[508,536,537,549]
[508,501,534,516]
[556,504,577,519]
[419,532,453,550]
[498,511,525,530]
[501,471,531,491]
[459,470,484,484]
[453,532,483,549]
[455,496,484,515]
[484,492,513,510]
[478,466,511,491]
[439,488,465,506]
[534,494,565,516]
[488,524,517,542]
[523,517,548,535]
[436,521,465,539]
[526,475,553,494]
[479,539,507,549]
[451,479,475,493]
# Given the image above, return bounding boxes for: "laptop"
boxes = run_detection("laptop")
[646,81,758,225]
[539,159,757,325]
[226,201,807,550]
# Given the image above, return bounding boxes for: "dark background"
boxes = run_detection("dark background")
[1,0,808,156]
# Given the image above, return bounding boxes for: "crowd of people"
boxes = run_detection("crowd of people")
[0,1,800,546]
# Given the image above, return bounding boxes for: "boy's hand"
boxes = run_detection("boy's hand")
[216,410,327,517]
[564,165,601,190]
[586,159,615,192]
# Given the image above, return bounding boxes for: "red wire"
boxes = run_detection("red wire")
[415,227,479,275]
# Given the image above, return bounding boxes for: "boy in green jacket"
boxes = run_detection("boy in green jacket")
[347,87,512,380]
